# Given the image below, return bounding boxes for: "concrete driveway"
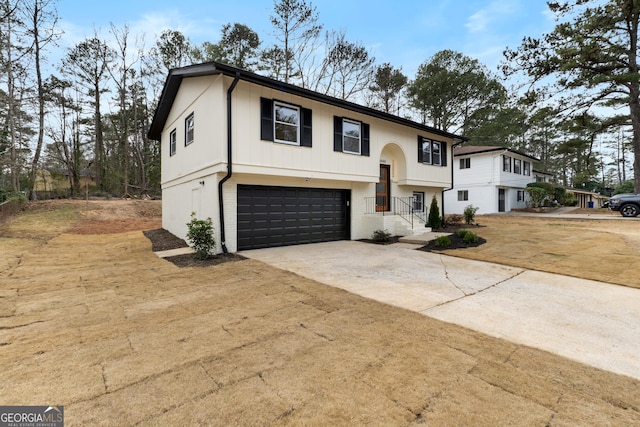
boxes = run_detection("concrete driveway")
[242,240,640,380]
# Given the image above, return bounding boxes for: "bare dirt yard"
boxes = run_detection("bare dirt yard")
[1,200,639,425]
[443,211,640,289]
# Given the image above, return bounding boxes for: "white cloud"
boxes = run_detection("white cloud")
[465,0,519,34]
[466,10,490,33]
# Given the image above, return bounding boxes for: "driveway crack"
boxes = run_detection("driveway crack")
[429,258,526,309]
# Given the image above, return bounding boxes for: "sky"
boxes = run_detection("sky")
[55,0,559,79]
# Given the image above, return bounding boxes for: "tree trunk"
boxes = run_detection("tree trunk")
[27,0,46,200]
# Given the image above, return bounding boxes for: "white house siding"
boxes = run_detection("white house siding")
[444,150,535,215]
[160,73,455,251]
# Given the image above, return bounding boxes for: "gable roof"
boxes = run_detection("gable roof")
[147,61,467,142]
[454,145,540,161]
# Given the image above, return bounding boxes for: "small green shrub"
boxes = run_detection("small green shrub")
[434,235,451,247]
[456,229,469,238]
[371,229,392,242]
[463,204,479,225]
[186,213,215,260]
[463,231,479,244]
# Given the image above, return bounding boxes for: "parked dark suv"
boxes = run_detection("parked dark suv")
[609,193,640,217]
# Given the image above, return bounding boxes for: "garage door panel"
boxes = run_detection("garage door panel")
[237,185,350,250]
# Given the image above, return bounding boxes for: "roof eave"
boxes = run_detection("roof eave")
[147,61,467,142]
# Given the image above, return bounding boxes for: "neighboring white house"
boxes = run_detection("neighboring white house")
[444,145,540,214]
[147,62,465,253]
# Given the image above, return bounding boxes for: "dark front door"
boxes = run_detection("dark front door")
[498,188,506,212]
[376,164,390,212]
[237,185,350,250]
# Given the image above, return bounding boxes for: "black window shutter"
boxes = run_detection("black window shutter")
[361,122,370,156]
[417,136,424,163]
[301,107,312,147]
[441,141,447,166]
[333,116,343,152]
[260,98,274,141]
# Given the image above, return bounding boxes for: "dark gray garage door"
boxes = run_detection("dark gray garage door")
[237,185,350,250]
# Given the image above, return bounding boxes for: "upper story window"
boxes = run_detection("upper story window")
[460,158,470,169]
[185,113,194,146]
[523,161,531,176]
[342,119,361,154]
[418,137,447,166]
[261,98,312,147]
[274,101,300,145]
[169,128,177,156]
[503,155,511,172]
[514,158,522,174]
[333,116,370,156]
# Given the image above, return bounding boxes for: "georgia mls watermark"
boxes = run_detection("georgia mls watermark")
[0,406,64,427]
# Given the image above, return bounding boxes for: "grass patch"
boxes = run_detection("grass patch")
[1,202,81,239]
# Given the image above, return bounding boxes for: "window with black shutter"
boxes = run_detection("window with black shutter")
[418,136,447,167]
[333,116,370,156]
[260,97,312,147]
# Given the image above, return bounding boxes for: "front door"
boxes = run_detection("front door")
[376,164,390,212]
[498,188,506,212]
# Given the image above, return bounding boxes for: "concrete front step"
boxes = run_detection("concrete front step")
[398,231,452,245]
[154,246,195,258]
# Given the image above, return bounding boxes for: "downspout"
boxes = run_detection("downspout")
[441,138,466,220]
[218,72,241,254]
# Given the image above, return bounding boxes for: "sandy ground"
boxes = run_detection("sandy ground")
[1,200,639,425]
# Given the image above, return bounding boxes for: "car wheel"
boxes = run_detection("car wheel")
[620,204,639,217]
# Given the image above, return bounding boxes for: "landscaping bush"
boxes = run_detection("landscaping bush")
[526,187,547,208]
[444,214,463,226]
[553,186,567,205]
[565,194,578,206]
[463,231,479,244]
[434,235,451,247]
[427,195,442,229]
[463,204,479,224]
[186,213,215,260]
[456,229,469,238]
[371,229,392,243]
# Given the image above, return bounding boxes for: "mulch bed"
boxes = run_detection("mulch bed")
[143,228,246,268]
[417,234,487,252]
[357,236,401,245]
[418,223,486,252]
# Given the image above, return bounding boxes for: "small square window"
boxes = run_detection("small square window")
[169,129,177,156]
[274,101,300,145]
[342,119,361,154]
[460,158,470,169]
[458,190,469,201]
[185,113,194,146]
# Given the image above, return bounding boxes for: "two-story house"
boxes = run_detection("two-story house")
[444,145,540,214]
[147,62,464,253]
